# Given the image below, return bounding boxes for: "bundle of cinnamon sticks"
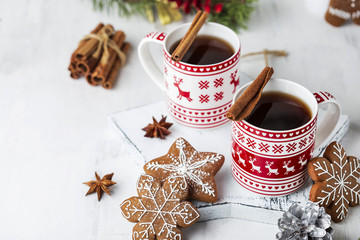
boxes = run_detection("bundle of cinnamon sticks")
[68,23,131,89]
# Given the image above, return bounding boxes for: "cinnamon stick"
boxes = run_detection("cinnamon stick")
[69,61,81,79]
[75,24,114,61]
[171,10,208,62]
[179,10,202,45]
[68,23,104,79]
[68,63,79,79]
[70,24,104,62]
[76,54,101,76]
[71,71,82,79]
[91,31,125,85]
[102,42,131,89]
[85,72,93,86]
[226,67,274,121]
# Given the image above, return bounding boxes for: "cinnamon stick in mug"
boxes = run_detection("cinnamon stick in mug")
[171,10,208,62]
[226,67,274,121]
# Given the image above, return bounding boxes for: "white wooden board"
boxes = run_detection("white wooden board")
[110,73,350,224]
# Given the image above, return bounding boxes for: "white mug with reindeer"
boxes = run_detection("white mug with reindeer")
[138,22,241,129]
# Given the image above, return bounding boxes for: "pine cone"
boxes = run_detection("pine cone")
[276,202,334,240]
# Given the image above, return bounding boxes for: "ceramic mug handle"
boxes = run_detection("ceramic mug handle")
[138,32,167,92]
[313,91,341,149]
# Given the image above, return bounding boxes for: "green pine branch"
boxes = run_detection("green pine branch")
[92,0,156,17]
[90,0,258,31]
[209,0,258,31]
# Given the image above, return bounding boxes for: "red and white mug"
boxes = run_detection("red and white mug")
[138,22,241,129]
[231,79,341,196]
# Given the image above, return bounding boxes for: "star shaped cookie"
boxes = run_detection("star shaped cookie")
[144,137,225,203]
[120,175,200,239]
[308,141,360,222]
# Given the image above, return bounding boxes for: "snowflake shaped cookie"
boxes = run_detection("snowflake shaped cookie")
[308,142,360,222]
[144,138,225,203]
[120,175,200,240]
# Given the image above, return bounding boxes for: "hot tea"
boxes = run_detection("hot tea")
[245,91,312,130]
[169,35,234,65]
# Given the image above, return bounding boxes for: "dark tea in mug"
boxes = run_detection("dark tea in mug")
[245,91,312,130]
[169,35,234,65]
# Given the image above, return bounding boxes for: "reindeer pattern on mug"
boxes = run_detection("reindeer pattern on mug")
[232,150,314,177]
[170,70,239,105]
[231,117,317,195]
[173,76,193,102]
[163,49,241,129]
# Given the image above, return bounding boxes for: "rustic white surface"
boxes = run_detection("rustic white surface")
[1,0,360,239]
[110,96,350,224]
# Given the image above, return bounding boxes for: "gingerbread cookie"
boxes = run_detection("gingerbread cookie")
[120,174,200,239]
[325,0,360,26]
[144,138,224,203]
[308,141,360,222]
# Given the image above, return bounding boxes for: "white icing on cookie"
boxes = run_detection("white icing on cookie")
[329,6,351,20]
[313,143,360,221]
[120,175,200,239]
[145,138,222,197]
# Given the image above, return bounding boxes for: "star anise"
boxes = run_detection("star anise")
[142,115,173,139]
[83,172,116,201]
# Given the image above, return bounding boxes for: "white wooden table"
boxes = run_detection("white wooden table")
[0,0,359,239]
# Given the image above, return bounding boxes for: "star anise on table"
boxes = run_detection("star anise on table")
[83,172,116,201]
[142,115,173,139]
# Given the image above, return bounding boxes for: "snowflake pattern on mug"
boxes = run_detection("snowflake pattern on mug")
[198,80,209,90]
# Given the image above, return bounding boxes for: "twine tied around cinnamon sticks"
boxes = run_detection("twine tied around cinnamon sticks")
[68,23,131,89]
[80,25,126,67]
